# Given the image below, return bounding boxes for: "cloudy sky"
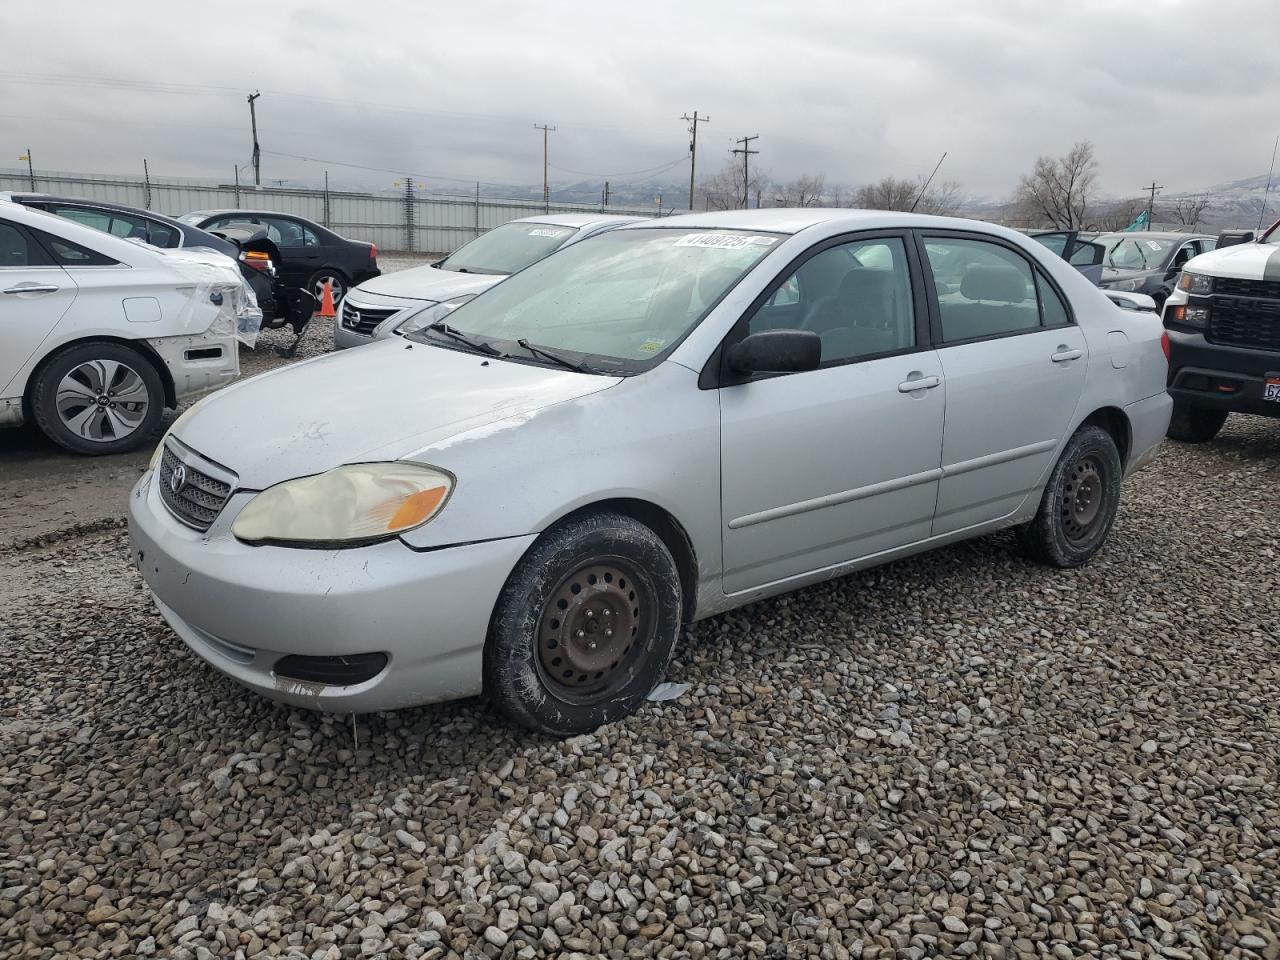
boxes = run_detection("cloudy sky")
[5,0,1278,203]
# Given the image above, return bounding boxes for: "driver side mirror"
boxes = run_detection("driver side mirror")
[727,329,821,375]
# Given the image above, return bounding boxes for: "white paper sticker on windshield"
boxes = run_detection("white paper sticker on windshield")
[1146,240,1161,251]
[674,233,777,250]
[529,228,571,238]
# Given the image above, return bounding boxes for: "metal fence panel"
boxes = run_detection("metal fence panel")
[0,168,676,254]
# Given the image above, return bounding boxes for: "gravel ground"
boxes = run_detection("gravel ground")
[2,325,1279,956]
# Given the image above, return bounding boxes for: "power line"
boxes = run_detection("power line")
[547,156,687,179]
[731,135,760,209]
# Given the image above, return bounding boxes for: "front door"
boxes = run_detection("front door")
[919,233,1088,536]
[719,233,945,595]
[0,219,77,397]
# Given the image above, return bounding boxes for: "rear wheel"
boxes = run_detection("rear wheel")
[1018,425,1122,568]
[484,511,682,736]
[1167,402,1227,443]
[309,269,347,307]
[30,342,164,456]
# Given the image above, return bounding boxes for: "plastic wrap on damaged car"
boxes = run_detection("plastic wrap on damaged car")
[160,247,265,348]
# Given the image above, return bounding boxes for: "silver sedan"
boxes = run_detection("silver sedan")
[128,209,1171,735]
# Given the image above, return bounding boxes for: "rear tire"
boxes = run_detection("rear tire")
[1018,425,1122,568]
[308,269,347,308]
[30,342,165,456]
[484,511,682,737]
[1166,402,1227,443]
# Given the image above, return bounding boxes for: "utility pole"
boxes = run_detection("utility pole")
[142,158,152,209]
[682,111,710,210]
[1143,180,1163,229]
[20,149,34,190]
[247,91,262,187]
[233,166,241,208]
[731,135,760,209]
[534,123,556,211]
[323,170,330,227]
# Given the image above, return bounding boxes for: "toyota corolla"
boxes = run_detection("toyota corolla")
[128,209,1171,736]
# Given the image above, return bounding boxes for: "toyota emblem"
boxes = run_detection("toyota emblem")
[169,463,188,495]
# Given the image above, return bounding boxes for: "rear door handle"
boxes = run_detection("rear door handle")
[898,375,941,393]
[3,283,60,295]
[1051,347,1084,363]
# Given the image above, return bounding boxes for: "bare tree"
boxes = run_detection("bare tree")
[1012,140,1098,229]
[697,159,770,210]
[850,175,961,215]
[1090,198,1146,232]
[772,173,827,207]
[1163,196,1211,229]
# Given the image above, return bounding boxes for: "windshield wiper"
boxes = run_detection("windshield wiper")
[426,321,503,357]
[517,338,593,374]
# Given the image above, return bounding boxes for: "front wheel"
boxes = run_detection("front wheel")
[484,511,683,736]
[1167,402,1227,443]
[1018,425,1122,568]
[30,342,165,456]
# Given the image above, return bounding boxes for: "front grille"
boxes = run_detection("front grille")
[340,300,397,336]
[1213,277,1280,300]
[158,444,233,531]
[1208,295,1280,351]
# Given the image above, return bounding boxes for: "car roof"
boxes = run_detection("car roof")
[512,213,643,228]
[1095,230,1212,240]
[616,207,1022,237]
[186,209,322,224]
[5,193,204,231]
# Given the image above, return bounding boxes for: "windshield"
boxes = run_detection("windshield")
[409,227,782,372]
[438,221,581,275]
[1100,235,1174,270]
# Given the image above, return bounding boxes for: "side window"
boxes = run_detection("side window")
[924,237,1039,343]
[1037,274,1071,327]
[1171,243,1196,270]
[52,207,113,234]
[146,221,181,248]
[266,218,305,246]
[747,237,915,365]
[0,222,33,267]
[301,225,321,248]
[28,227,119,267]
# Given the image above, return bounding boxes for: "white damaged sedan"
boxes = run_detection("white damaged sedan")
[129,209,1171,735]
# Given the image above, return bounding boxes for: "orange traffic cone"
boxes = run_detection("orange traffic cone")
[317,280,337,318]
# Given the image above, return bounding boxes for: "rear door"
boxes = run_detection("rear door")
[719,232,945,594]
[919,231,1088,536]
[0,219,77,397]
[261,217,321,289]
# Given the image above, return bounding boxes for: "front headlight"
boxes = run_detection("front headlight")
[1103,278,1140,292]
[395,295,477,335]
[231,462,454,546]
[1177,271,1213,295]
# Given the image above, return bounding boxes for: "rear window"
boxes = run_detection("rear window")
[29,227,119,266]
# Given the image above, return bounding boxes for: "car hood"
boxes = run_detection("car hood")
[354,263,505,301]
[1184,241,1280,281]
[173,339,620,489]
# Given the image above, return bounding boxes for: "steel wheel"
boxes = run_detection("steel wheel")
[535,560,651,703]
[56,358,150,443]
[1060,455,1104,544]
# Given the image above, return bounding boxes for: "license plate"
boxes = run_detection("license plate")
[1267,374,1280,403]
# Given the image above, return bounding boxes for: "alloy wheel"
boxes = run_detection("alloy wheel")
[56,359,150,443]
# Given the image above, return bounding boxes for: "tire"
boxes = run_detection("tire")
[308,269,348,308]
[30,342,165,456]
[1167,402,1227,444]
[1018,425,1123,569]
[484,511,683,736]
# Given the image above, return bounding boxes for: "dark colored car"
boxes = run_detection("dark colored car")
[1094,231,1216,309]
[180,210,379,305]
[3,193,313,331]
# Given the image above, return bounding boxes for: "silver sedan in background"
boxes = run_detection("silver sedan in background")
[333,213,640,348]
[129,209,1171,736]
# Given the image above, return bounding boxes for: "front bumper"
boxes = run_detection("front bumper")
[127,470,534,712]
[1166,327,1280,418]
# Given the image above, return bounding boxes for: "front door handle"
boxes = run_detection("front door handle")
[898,374,941,393]
[1051,347,1084,363]
[3,283,60,295]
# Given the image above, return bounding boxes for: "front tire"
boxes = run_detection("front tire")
[484,511,683,737]
[1018,425,1122,568]
[1167,402,1227,443]
[30,342,165,456]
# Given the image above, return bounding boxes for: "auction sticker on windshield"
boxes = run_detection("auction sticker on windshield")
[529,228,572,239]
[674,234,778,250]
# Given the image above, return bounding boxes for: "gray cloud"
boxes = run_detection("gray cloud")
[5,0,1278,201]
